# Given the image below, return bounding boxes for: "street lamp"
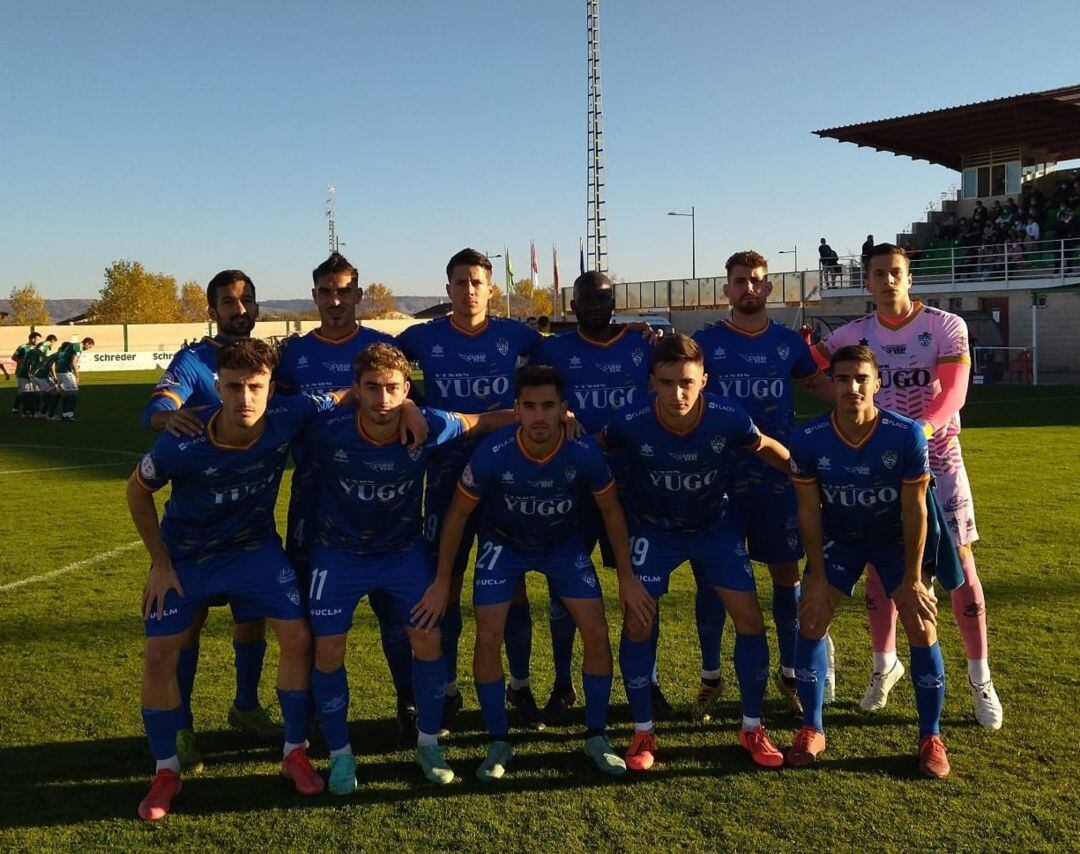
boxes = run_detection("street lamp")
[667,206,696,279]
[778,245,804,324]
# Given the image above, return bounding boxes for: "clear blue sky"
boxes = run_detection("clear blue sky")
[2,1,1076,300]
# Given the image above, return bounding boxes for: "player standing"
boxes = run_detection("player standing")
[11,332,41,416]
[418,365,632,779]
[786,345,950,778]
[275,252,422,743]
[531,271,658,724]
[51,337,94,421]
[21,334,56,418]
[602,334,791,771]
[140,270,279,768]
[691,251,835,721]
[128,339,342,820]
[305,343,514,792]
[811,244,1002,728]
[396,248,543,731]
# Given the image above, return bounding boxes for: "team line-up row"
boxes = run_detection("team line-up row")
[127,246,1002,821]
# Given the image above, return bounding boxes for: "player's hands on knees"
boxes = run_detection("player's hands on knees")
[400,400,428,450]
[411,578,449,632]
[798,575,831,634]
[561,410,584,439]
[619,577,656,629]
[156,406,209,438]
[894,579,937,630]
[142,559,184,621]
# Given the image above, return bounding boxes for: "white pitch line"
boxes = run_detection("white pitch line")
[0,443,141,457]
[0,540,142,592]
[0,461,132,475]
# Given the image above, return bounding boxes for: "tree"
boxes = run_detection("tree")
[359,282,397,319]
[488,282,505,317]
[6,283,50,325]
[177,281,207,323]
[508,276,553,319]
[89,260,181,323]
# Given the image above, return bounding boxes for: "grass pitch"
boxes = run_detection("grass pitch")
[0,373,1078,851]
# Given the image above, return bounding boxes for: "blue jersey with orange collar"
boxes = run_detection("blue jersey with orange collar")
[692,319,819,492]
[602,393,760,532]
[532,326,653,434]
[141,336,228,429]
[789,408,930,546]
[305,406,467,555]
[274,325,394,396]
[135,394,337,562]
[458,426,614,556]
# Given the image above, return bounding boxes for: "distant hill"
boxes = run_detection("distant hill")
[0,296,443,324]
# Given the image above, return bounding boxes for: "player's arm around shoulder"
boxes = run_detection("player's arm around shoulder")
[143,349,205,435]
[454,407,517,439]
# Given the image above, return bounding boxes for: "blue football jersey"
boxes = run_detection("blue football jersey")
[135,394,337,561]
[532,326,653,434]
[305,407,466,554]
[602,393,760,532]
[274,325,395,396]
[693,319,819,493]
[458,426,614,555]
[141,337,228,429]
[789,409,930,546]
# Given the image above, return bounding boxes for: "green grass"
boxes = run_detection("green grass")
[1,372,1079,850]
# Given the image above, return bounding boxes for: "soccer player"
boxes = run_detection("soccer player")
[602,333,792,771]
[396,248,543,731]
[32,344,62,420]
[51,337,94,421]
[140,270,279,766]
[305,343,514,793]
[531,270,658,724]
[786,345,950,778]
[418,365,632,780]
[21,334,56,418]
[128,339,343,820]
[275,252,423,744]
[11,332,41,416]
[810,243,1002,729]
[691,251,835,721]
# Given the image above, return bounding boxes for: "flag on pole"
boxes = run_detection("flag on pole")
[552,244,560,320]
[504,248,514,317]
[530,241,539,290]
[579,237,586,275]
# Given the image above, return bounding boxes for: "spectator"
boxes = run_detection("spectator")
[818,238,840,286]
[1025,215,1041,243]
[972,201,988,227]
[1057,202,1075,239]
[537,315,552,336]
[861,234,874,270]
[989,200,1003,222]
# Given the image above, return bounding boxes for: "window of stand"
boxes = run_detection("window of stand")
[962,161,1021,199]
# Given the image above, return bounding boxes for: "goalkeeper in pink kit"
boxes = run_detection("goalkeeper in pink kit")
[809,243,1002,729]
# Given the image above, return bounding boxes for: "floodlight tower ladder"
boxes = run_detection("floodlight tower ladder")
[326,184,341,254]
[586,0,608,274]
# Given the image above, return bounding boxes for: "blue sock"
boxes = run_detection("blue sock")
[476,677,509,740]
[141,706,183,761]
[549,597,576,686]
[619,633,655,725]
[176,646,198,729]
[582,672,613,734]
[649,606,661,684]
[369,592,413,695]
[793,634,827,731]
[442,601,462,687]
[310,667,349,751]
[276,687,313,747]
[772,583,801,671]
[733,632,769,720]
[504,600,532,683]
[413,657,446,737]
[695,589,726,673]
[910,643,946,737]
[233,638,266,712]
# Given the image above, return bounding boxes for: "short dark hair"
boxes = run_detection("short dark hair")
[725,250,768,274]
[216,338,278,374]
[312,251,358,286]
[206,270,256,308]
[81,337,95,347]
[353,342,411,381]
[867,243,909,265]
[44,335,57,343]
[446,248,492,282]
[28,332,41,341]
[515,364,564,399]
[651,332,703,372]
[829,344,879,375]
[573,270,611,297]
[537,315,550,330]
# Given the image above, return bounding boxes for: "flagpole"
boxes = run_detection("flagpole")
[504,247,512,318]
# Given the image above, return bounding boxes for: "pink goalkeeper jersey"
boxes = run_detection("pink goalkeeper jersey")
[818,302,971,465]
